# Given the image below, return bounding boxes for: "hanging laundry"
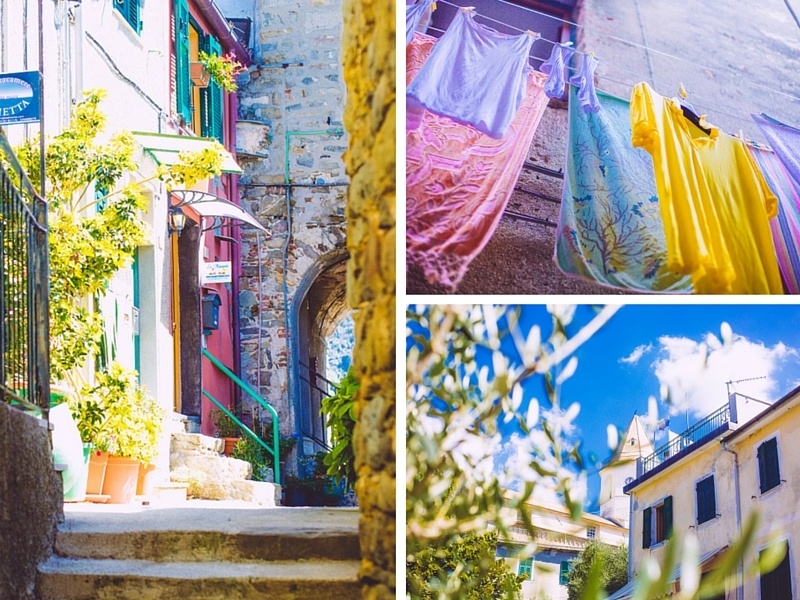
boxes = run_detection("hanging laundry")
[540,43,576,99]
[630,82,782,294]
[406,8,535,138]
[406,33,549,289]
[406,0,435,46]
[568,52,601,113]
[556,87,692,292]
[748,146,800,294]
[753,114,800,189]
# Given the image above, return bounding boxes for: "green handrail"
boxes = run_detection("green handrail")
[201,348,280,485]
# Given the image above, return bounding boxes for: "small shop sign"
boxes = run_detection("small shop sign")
[0,71,41,125]
[202,261,232,284]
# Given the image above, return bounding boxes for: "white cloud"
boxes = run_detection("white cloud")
[620,343,654,365]
[652,332,796,418]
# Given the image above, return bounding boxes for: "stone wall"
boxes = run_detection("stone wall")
[341,1,396,598]
[0,404,62,599]
[237,0,349,433]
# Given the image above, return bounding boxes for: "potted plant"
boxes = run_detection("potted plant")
[283,451,344,507]
[210,408,241,456]
[72,362,165,503]
[197,50,246,92]
[189,61,211,87]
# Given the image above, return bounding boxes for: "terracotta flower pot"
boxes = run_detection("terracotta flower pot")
[102,455,140,504]
[223,437,240,456]
[136,462,157,496]
[86,450,109,495]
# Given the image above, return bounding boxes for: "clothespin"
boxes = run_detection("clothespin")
[431,1,437,11]
[678,82,689,100]
[461,6,475,12]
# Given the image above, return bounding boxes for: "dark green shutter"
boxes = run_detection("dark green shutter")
[759,438,781,493]
[760,541,792,600]
[664,495,673,539]
[697,476,716,524]
[559,561,570,585]
[201,36,224,143]
[643,507,652,548]
[175,0,192,123]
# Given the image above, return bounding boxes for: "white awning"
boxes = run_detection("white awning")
[171,189,267,232]
[132,132,243,174]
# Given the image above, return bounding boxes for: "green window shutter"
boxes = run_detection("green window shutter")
[174,0,192,123]
[759,438,781,493]
[696,476,716,524]
[201,36,224,143]
[643,507,652,548]
[664,495,673,539]
[559,561,571,585]
[115,0,141,33]
[517,558,532,580]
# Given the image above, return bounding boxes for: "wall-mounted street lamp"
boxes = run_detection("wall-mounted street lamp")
[169,206,187,236]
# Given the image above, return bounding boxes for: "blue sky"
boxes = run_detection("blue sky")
[409,304,800,512]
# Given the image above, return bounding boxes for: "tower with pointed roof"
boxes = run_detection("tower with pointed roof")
[599,415,654,528]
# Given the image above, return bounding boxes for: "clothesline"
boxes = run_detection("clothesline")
[443,0,800,105]
[426,2,787,131]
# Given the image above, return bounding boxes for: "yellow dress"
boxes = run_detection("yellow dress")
[630,82,782,294]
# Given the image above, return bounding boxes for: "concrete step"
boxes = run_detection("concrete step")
[54,506,360,563]
[37,556,361,599]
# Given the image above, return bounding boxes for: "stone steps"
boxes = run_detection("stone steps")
[37,506,361,599]
[38,557,361,599]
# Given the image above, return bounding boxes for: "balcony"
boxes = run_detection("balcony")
[639,402,732,477]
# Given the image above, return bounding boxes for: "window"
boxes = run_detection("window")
[642,495,673,548]
[114,0,141,34]
[757,437,782,494]
[696,475,717,525]
[518,558,532,580]
[586,526,596,539]
[559,561,572,585]
[760,541,792,600]
[173,0,225,142]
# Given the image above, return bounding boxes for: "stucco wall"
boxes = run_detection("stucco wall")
[0,405,62,600]
[340,0,396,597]
[237,0,349,435]
[628,440,739,582]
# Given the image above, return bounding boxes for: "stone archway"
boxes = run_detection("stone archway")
[289,248,351,456]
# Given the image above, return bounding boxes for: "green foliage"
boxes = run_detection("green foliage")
[198,50,246,92]
[232,434,271,482]
[320,365,358,489]
[210,408,241,438]
[71,362,165,465]
[567,541,627,600]
[285,451,344,501]
[13,89,226,384]
[407,531,523,600]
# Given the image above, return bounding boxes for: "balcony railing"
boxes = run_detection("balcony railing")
[640,402,731,476]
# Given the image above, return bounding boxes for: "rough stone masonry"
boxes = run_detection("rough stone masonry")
[341,0,396,598]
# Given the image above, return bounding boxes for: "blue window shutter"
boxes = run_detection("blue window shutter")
[175,0,192,123]
[759,438,781,493]
[559,561,571,585]
[201,36,224,143]
[696,476,716,524]
[643,507,652,548]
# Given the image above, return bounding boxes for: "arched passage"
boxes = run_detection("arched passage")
[289,248,352,456]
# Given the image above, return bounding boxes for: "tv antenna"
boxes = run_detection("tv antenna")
[725,376,767,397]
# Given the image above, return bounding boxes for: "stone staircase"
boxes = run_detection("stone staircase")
[36,505,361,599]
[168,432,280,506]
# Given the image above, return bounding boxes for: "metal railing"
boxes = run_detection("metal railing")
[297,358,334,451]
[0,130,50,418]
[641,402,731,475]
[201,348,281,484]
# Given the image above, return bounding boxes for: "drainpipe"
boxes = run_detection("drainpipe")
[229,91,243,416]
[195,0,252,66]
[721,442,743,600]
[283,128,344,456]
[627,490,635,581]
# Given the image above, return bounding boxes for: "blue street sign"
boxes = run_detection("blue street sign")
[0,71,41,126]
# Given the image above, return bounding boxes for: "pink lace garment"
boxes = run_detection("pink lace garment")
[406,33,549,289]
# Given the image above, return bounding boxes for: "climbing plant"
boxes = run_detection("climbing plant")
[14,89,225,387]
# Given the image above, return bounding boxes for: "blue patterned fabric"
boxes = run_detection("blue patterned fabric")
[555,87,693,292]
